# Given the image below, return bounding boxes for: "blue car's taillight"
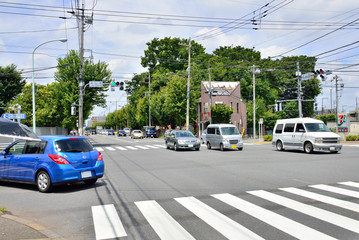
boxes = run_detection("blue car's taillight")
[97,152,103,161]
[48,154,70,165]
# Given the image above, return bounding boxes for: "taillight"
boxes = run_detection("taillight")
[48,154,70,164]
[97,152,103,161]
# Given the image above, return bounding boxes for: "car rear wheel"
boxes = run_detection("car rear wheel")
[207,142,211,150]
[276,141,284,151]
[37,171,52,193]
[304,142,313,154]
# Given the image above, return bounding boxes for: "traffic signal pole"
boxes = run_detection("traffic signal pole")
[78,4,85,136]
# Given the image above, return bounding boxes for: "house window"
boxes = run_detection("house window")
[237,103,239,113]
[204,102,209,114]
[230,102,232,110]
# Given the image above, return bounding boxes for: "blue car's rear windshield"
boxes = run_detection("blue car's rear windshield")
[54,138,94,153]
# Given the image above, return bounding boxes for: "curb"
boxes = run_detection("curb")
[1,214,64,240]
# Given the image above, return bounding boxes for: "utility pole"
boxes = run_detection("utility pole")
[148,72,151,126]
[186,38,191,130]
[335,75,339,132]
[252,65,260,139]
[208,68,212,124]
[78,3,85,136]
[297,62,303,118]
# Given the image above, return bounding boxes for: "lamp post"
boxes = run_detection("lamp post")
[32,39,67,133]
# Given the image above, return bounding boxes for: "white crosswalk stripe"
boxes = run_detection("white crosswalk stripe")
[92,204,127,240]
[310,184,359,198]
[175,196,264,240]
[249,190,359,234]
[144,145,159,149]
[124,146,138,150]
[95,147,104,151]
[154,144,166,148]
[212,193,336,240]
[91,182,359,239]
[105,147,116,151]
[135,200,195,240]
[134,145,150,150]
[116,146,128,151]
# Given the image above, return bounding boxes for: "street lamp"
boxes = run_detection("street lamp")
[32,39,67,133]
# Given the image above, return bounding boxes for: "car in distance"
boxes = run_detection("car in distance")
[143,126,157,138]
[123,128,131,135]
[107,129,115,135]
[0,135,104,193]
[117,130,126,137]
[206,124,243,151]
[165,130,201,151]
[131,130,144,139]
[272,118,342,154]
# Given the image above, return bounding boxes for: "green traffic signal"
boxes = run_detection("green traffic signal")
[111,81,116,86]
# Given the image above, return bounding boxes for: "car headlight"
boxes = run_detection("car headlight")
[315,138,323,144]
[196,139,201,144]
[178,140,185,144]
[223,139,229,143]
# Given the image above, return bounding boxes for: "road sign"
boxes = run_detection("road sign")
[259,118,263,124]
[301,73,313,80]
[89,81,103,87]
[1,113,26,119]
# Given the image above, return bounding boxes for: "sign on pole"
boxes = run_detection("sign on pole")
[1,113,26,119]
[89,81,103,87]
[301,73,313,80]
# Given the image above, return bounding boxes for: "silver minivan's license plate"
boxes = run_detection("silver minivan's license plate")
[330,147,336,151]
[81,171,92,178]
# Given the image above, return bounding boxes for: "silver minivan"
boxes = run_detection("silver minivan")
[272,118,342,154]
[206,124,243,151]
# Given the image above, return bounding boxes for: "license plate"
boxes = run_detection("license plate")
[231,145,237,149]
[330,147,336,151]
[188,144,193,148]
[81,171,92,178]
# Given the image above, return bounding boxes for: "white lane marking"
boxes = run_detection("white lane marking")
[249,190,359,234]
[124,146,138,150]
[92,204,127,240]
[154,144,166,148]
[213,193,335,240]
[105,147,116,151]
[135,145,150,150]
[116,146,128,151]
[95,147,104,151]
[144,145,159,149]
[310,184,359,199]
[135,200,195,240]
[339,181,359,188]
[281,187,359,213]
[175,196,264,240]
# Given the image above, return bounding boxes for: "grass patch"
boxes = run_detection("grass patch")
[0,207,6,213]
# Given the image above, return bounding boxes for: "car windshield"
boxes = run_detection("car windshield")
[55,138,94,153]
[221,127,240,135]
[175,131,195,138]
[134,130,141,133]
[305,123,331,132]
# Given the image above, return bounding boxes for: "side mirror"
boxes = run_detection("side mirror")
[0,150,7,158]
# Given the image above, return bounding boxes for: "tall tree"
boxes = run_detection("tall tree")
[0,64,25,115]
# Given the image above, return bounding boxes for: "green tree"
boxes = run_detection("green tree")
[211,104,233,124]
[0,64,25,115]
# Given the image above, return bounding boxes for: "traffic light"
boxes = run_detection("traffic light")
[314,102,318,111]
[313,69,332,81]
[71,106,76,115]
[110,81,124,90]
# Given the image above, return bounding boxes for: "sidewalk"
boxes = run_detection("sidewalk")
[0,212,63,240]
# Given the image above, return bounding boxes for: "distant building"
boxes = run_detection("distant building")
[198,81,247,135]
[86,116,106,127]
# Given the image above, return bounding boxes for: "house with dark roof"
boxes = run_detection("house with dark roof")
[198,81,247,135]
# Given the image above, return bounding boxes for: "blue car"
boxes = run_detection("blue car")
[0,135,104,193]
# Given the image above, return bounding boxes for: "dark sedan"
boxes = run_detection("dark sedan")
[117,130,126,137]
[165,130,201,151]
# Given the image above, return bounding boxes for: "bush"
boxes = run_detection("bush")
[263,135,273,141]
[346,135,359,141]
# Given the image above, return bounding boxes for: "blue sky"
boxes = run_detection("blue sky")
[0,0,358,118]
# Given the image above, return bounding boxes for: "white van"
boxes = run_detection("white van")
[206,124,243,151]
[272,118,342,154]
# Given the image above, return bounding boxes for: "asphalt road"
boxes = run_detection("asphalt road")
[1,135,359,239]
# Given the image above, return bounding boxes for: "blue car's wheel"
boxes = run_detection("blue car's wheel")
[37,171,52,193]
